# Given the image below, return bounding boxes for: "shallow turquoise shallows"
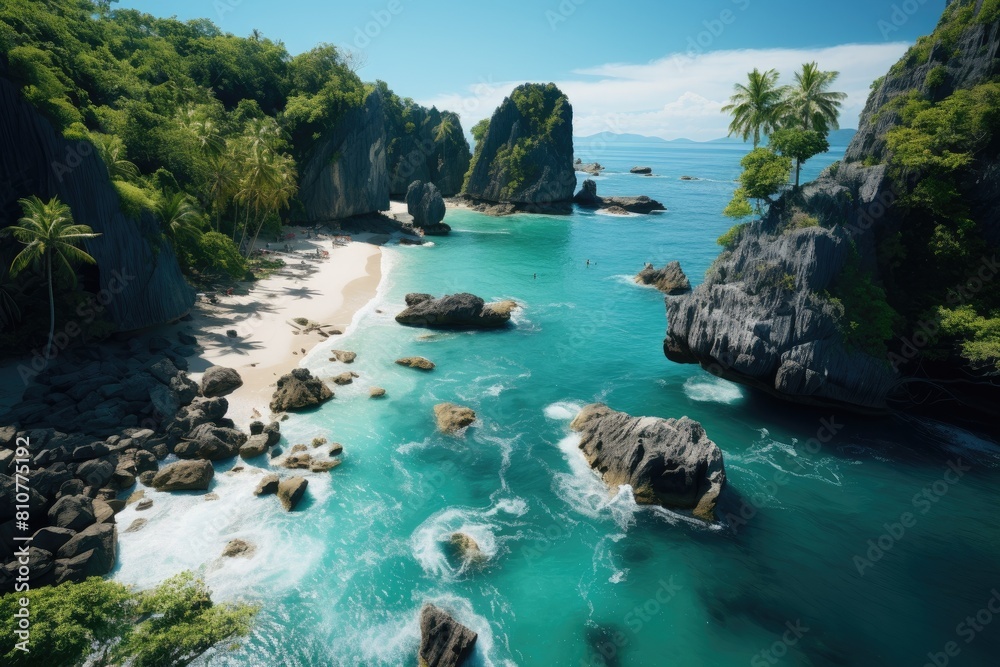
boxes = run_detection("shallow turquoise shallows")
[114,142,1000,666]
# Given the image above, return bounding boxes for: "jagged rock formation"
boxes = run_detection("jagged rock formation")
[434,403,476,433]
[636,262,691,295]
[574,179,666,214]
[570,404,726,521]
[418,604,478,667]
[386,102,471,197]
[269,368,333,413]
[395,293,516,329]
[574,159,604,175]
[463,83,576,210]
[0,76,194,331]
[406,181,450,235]
[299,90,390,221]
[665,0,1000,416]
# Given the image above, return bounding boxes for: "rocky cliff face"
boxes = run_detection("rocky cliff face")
[386,105,471,198]
[463,83,576,208]
[299,91,390,222]
[664,0,1000,416]
[0,76,193,332]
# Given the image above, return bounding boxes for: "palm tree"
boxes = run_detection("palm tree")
[722,68,786,148]
[785,62,847,133]
[433,115,457,144]
[94,135,140,183]
[8,196,100,354]
[157,191,206,246]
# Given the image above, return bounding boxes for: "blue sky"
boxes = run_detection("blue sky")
[119,0,946,139]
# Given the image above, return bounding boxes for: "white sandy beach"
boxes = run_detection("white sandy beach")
[170,225,384,426]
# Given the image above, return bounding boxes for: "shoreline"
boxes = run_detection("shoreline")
[162,225,385,427]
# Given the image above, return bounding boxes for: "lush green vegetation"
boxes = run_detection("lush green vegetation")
[462,118,491,192]
[724,148,792,217]
[0,573,257,666]
[464,83,569,199]
[717,223,749,250]
[827,249,902,356]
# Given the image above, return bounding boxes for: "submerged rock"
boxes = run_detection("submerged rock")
[447,533,488,566]
[569,404,726,521]
[418,604,478,667]
[635,262,692,295]
[270,369,333,413]
[221,539,256,558]
[370,387,387,398]
[395,293,516,329]
[434,403,477,434]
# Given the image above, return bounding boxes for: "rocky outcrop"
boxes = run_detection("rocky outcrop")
[0,76,193,331]
[277,476,308,511]
[573,179,666,214]
[418,604,478,667]
[569,404,726,521]
[463,83,575,209]
[434,403,476,434]
[221,539,256,558]
[385,102,470,198]
[269,369,333,413]
[395,293,517,329]
[630,166,653,175]
[574,159,605,175]
[299,90,390,221]
[396,357,435,371]
[200,367,243,398]
[151,459,214,491]
[447,533,487,566]
[406,181,450,235]
[665,1,1000,416]
[636,262,692,295]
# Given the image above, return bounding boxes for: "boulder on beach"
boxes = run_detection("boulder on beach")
[175,424,247,461]
[56,522,117,577]
[396,357,436,371]
[406,180,451,235]
[635,261,692,295]
[239,434,271,459]
[47,494,95,531]
[277,477,308,511]
[630,166,653,175]
[434,403,477,434]
[270,368,333,413]
[570,404,726,521]
[395,293,516,329]
[419,603,478,667]
[151,459,214,492]
[201,366,243,398]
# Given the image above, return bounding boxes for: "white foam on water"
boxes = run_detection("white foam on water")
[683,374,744,404]
[544,401,585,421]
[553,435,639,530]
[114,464,331,601]
[609,569,629,584]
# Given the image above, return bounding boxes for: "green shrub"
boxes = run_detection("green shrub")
[829,251,900,356]
[196,231,247,279]
[717,223,749,249]
[789,211,820,231]
[938,305,1000,370]
[113,181,159,219]
[924,65,948,91]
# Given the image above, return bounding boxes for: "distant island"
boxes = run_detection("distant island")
[575,128,858,146]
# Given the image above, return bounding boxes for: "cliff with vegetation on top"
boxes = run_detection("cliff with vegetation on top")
[463,83,576,208]
[666,0,1000,419]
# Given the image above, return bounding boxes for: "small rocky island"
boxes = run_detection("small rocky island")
[570,404,726,521]
[573,179,666,215]
[462,83,576,214]
[406,180,450,235]
[395,293,518,329]
[636,261,691,295]
[574,159,605,175]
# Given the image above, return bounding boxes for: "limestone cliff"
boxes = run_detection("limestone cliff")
[0,76,193,332]
[463,83,576,209]
[385,102,471,198]
[299,90,390,222]
[665,0,1000,417]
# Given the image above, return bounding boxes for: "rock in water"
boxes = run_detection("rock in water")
[630,166,653,174]
[270,369,334,413]
[395,293,516,329]
[569,404,726,521]
[221,539,256,558]
[277,477,308,511]
[635,261,692,295]
[201,366,244,397]
[418,604,478,667]
[406,180,451,235]
[299,89,390,221]
[396,357,436,370]
[573,179,666,214]
[447,533,488,566]
[151,459,214,491]
[463,83,575,207]
[434,403,477,433]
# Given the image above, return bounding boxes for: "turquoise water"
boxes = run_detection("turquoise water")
[115,143,1000,666]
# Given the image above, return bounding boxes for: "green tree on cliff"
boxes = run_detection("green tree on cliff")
[7,196,100,354]
[784,62,847,133]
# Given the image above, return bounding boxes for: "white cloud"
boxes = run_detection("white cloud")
[418,43,911,141]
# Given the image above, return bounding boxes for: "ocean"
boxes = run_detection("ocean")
[113,141,1000,666]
